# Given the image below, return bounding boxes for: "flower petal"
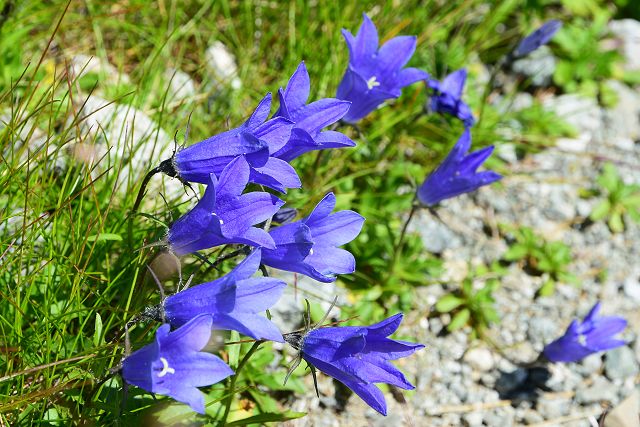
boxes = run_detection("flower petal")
[243,93,272,130]
[305,193,337,225]
[281,61,310,112]
[377,36,417,76]
[307,210,365,247]
[250,157,302,192]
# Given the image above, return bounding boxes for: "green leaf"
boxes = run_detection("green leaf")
[503,244,528,261]
[609,212,625,233]
[597,163,619,192]
[86,233,122,242]
[538,279,556,297]
[447,308,470,331]
[435,294,464,313]
[93,313,103,347]
[226,411,307,426]
[590,199,611,221]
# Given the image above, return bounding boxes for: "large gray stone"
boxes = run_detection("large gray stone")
[605,346,640,380]
[609,19,640,72]
[575,376,619,404]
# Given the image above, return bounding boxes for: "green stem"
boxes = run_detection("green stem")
[220,341,261,425]
[477,57,507,127]
[393,203,419,260]
[126,165,163,247]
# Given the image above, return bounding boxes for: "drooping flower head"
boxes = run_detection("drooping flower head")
[417,129,501,206]
[286,313,423,416]
[427,69,475,127]
[163,249,286,342]
[261,193,364,282]
[513,20,562,58]
[167,156,283,255]
[543,302,627,363]
[122,314,233,414]
[337,14,429,123]
[273,62,355,162]
[172,93,300,192]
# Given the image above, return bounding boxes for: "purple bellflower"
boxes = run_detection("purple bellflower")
[417,129,501,206]
[337,14,429,123]
[543,302,627,363]
[172,93,300,192]
[273,62,355,162]
[163,249,286,342]
[122,314,233,414]
[514,20,562,58]
[167,156,283,255]
[287,313,423,416]
[261,193,364,282]
[427,69,475,127]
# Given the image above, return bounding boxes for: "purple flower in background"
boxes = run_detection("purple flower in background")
[514,20,562,58]
[261,193,364,282]
[337,14,429,123]
[543,302,627,363]
[173,93,300,192]
[427,69,475,127]
[296,313,423,416]
[122,314,233,414]
[163,249,286,342]
[167,156,283,255]
[273,62,355,162]
[417,129,501,206]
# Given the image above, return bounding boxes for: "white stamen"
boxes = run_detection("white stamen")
[309,248,314,255]
[219,218,224,225]
[366,76,380,90]
[158,357,176,377]
[578,334,587,346]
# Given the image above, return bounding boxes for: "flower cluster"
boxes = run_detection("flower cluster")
[118,13,625,421]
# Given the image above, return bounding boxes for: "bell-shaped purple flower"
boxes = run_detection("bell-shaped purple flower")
[417,129,501,206]
[163,249,286,342]
[514,20,562,58]
[273,62,355,162]
[428,69,475,127]
[167,156,283,255]
[296,313,423,416]
[122,314,233,414]
[543,302,627,363]
[261,193,364,282]
[173,93,300,192]
[337,14,429,123]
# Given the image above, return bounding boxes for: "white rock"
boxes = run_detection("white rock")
[543,94,603,144]
[71,95,183,200]
[69,54,131,84]
[609,19,640,72]
[463,347,495,372]
[164,68,196,101]
[602,80,640,148]
[205,41,241,89]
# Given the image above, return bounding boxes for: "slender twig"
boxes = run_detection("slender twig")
[393,202,419,257]
[220,341,262,425]
[126,165,163,246]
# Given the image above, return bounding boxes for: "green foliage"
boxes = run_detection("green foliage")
[553,12,623,98]
[502,225,576,295]
[435,263,504,335]
[589,163,640,232]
